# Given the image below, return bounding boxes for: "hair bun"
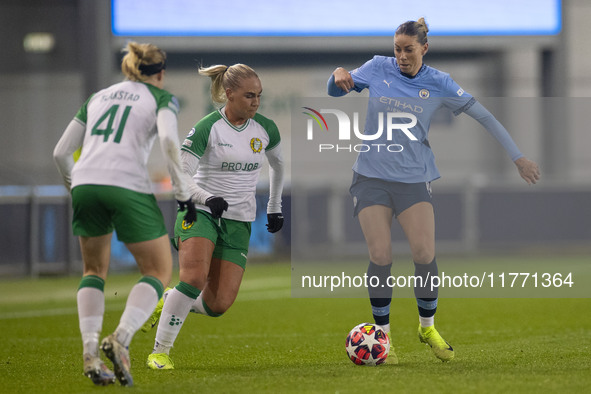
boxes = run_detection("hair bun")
[417,17,429,33]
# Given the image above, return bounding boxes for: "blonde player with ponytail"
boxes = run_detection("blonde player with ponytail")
[53,42,196,386]
[145,63,284,370]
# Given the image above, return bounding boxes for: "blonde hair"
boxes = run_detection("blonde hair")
[121,42,167,82]
[395,17,429,45]
[198,64,259,105]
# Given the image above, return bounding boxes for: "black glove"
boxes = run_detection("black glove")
[177,199,197,224]
[266,213,284,233]
[205,196,229,219]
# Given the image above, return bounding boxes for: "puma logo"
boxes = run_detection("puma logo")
[383,80,392,87]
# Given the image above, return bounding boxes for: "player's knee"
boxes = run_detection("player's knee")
[178,269,207,291]
[181,277,207,292]
[156,262,172,283]
[412,249,434,265]
[152,271,171,289]
[137,263,171,288]
[368,249,392,266]
[179,263,209,289]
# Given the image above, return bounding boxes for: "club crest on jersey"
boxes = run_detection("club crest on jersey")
[181,220,194,230]
[419,88,430,99]
[250,137,262,153]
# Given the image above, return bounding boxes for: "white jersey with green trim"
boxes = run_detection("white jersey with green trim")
[181,107,281,222]
[71,80,179,194]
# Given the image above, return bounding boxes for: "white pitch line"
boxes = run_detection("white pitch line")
[0,288,291,320]
[1,307,78,320]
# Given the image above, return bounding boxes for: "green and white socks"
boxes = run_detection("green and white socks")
[77,275,105,357]
[153,282,200,355]
[114,277,163,347]
[78,275,164,354]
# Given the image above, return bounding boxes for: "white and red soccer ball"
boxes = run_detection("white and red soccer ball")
[346,323,390,365]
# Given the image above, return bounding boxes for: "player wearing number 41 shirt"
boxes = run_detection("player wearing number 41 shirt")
[145,63,285,371]
[328,18,540,363]
[53,42,196,387]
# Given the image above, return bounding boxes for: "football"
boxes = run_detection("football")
[345,323,390,365]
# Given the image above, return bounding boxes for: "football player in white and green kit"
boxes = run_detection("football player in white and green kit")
[146,64,285,370]
[53,42,196,386]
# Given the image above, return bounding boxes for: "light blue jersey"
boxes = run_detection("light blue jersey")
[328,55,523,183]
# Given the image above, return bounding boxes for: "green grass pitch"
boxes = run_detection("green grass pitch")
[0,258,589,393]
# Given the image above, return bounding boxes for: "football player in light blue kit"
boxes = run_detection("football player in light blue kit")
[328,18,540,363]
